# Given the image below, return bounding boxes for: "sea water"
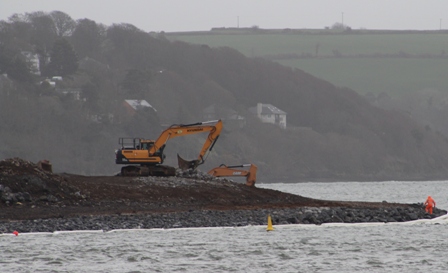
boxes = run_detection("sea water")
[1,181,448,273]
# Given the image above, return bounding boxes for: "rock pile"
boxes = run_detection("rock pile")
[0,158,83,206]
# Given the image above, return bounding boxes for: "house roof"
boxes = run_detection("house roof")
[125,99,157,112]
[249,103,286,115]
[261,104,286,115]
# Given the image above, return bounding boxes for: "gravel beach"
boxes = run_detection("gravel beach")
[1,158,445,234]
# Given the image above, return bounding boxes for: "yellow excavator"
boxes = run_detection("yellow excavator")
[115,119,223,176]
[207,163,258,187]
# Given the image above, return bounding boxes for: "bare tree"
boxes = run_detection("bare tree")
[50,11,76,37]
[28,13,58,49]
[71,19,104,59]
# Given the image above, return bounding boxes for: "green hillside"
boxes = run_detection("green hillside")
[166,30,448,96]
[279,58,448,95]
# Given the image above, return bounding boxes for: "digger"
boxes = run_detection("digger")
[207,163,257,187]
[115,119,223,176]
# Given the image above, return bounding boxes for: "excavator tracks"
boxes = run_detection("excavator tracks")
[120,165,176,177]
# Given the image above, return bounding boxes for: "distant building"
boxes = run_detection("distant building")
[56,88,82,100]
[249,103,287,129]
[123,99,157,116]
[51,76,63,81]
[21,51,41,75]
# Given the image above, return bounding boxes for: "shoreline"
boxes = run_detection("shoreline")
[1,158,446,234]
[1,205,445,234]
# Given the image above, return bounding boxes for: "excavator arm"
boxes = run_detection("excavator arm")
[148,120,220,154]
[208,164,257,187]
[166,120,222,170]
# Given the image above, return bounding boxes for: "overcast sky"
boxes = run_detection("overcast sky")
[1,0,447,32]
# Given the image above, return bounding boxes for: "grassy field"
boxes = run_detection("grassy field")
[167,31,448,96]
[279,58,448,95]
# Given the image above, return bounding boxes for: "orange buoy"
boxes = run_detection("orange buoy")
[13,230,19,236]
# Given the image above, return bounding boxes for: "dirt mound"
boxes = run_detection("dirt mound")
[0,157,419,222]
[0,157,45,176]
[0,158,83,206]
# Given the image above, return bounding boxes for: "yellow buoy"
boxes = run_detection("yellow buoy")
[266,214,274,231]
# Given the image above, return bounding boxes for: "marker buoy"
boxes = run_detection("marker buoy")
[13,230,19,236]
[266,215,274,231]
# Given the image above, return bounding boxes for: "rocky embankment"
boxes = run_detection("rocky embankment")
[0,204,445,233]
[0,205,446,233]
[0,158,446,234]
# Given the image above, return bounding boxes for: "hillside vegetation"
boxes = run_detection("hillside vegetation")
[2,12,448,182]
[167,29,448,95]
[167,28,448,137]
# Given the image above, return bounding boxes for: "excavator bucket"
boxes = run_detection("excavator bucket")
[177,154,199,170]
[246,180,256,187]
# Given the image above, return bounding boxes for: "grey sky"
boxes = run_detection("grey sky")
[1,0,447,32]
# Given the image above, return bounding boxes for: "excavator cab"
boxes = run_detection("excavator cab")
[115,138,166,165]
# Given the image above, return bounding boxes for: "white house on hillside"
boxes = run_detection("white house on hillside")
[21,51,41,75]
[249,103,287,129]
[123,99,157,116]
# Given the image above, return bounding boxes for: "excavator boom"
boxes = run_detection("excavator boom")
[153,119,222,170]
[208,163,257,186]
